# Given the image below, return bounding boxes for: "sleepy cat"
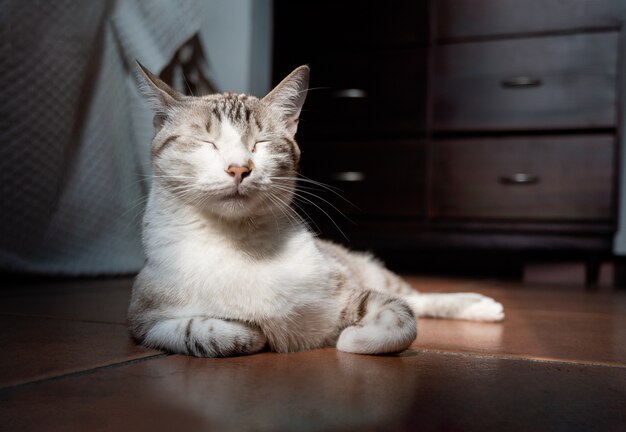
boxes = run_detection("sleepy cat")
[128,63,504,357]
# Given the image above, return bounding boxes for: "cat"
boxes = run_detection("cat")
[128,63,504,357]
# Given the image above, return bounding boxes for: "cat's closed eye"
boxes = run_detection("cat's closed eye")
[200,139,217,150]
[185,136,217,149]
[252,140,271,153]
[178,135,217,150]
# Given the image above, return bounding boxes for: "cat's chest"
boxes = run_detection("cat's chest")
[162,229,332,319]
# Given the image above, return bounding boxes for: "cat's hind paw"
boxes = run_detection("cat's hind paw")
[406,292,505,322]
[455,294,505,322]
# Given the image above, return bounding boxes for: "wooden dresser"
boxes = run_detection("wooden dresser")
[273,0,624,281]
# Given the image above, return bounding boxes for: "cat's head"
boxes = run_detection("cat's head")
[137,62,309,220]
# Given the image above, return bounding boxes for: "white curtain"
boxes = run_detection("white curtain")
[0,0,206,274]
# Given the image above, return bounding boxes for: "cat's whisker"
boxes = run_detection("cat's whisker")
[168,184,237,200]
[118,194,151,233]
[269,192,306,228]
[161,187,196,198]
[268,183,354,232]
[271,175,359,209]
[264,182,339,234]
[268,183,354,224]
[294,86,328,95]
[263,192,301,229]
[267,189,313,231]
[181,72,195,97]
[190,190,211,209]
[169,186,200,200]
[151,175,197,180]
[258,194,281,232]
[269,202,298,231]
[171,189,210,207]
[296,174,356,202]
[269,189,320,235]
[294,196,349,241]
[273,175,342,192]
[118,193,150,218]
[290,196,348,239]
[290,203,320,235]
[131,176,153,186]
[282,183,328,194]
[267,184,349,241]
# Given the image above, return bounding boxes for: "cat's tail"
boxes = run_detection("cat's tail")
[402,292,505,322]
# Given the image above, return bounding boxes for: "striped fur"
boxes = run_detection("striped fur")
[129,65,504,358]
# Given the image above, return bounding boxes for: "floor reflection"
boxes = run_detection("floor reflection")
[144,349,420,431]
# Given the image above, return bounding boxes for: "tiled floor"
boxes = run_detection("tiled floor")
[1,275,625,431]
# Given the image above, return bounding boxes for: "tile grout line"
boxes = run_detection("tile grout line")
[413,347,626,369]
[0,311,127,326]
[0,353,170,392]
[2,348,625,393]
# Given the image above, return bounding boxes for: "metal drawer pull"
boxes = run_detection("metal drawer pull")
[501,77,542,88]
[499,173,540,185]
[331,171,366,182]
[332,88,368,98]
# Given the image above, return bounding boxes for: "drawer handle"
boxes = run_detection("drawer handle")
[499,173,540,185]
[501,77,542,88]
[331,171,366,182]
[332,88,368,99]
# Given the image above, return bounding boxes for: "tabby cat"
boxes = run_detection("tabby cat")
[128,63,504,357]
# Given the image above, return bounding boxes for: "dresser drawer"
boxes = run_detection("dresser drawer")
[435,0,623,40]
[433,32,618,132]
[296,48,428,138]
[299,139,427,217]
[430,136,615,221]
[274,0,428,54]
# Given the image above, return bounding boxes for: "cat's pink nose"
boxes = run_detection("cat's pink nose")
[226,164,251,184]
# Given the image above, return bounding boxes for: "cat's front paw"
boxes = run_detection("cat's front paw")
[455,294,504,322]
[227,323,268,355]
[336,324,416,355]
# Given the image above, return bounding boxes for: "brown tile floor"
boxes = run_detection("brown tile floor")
[1,275,625,431]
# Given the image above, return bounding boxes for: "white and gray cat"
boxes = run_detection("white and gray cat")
[128,63,504,357]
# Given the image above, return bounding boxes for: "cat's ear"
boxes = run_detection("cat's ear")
[262,65,309,137]
[135,61,182,130]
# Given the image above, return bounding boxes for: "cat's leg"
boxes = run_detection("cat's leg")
[345,255,505,322]
[138,314,267,357]
[354,263,504,322]
[347,258,505,322]
[403,292,504,322]
[336,290,417,355]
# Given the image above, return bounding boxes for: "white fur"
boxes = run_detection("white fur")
[214,119,252,169]
[404,293,505,322]
[136,184,342,351]
[337,308,417,355]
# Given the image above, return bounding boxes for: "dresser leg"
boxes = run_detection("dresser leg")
[585,256,600,289]
[613,256,626,290]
